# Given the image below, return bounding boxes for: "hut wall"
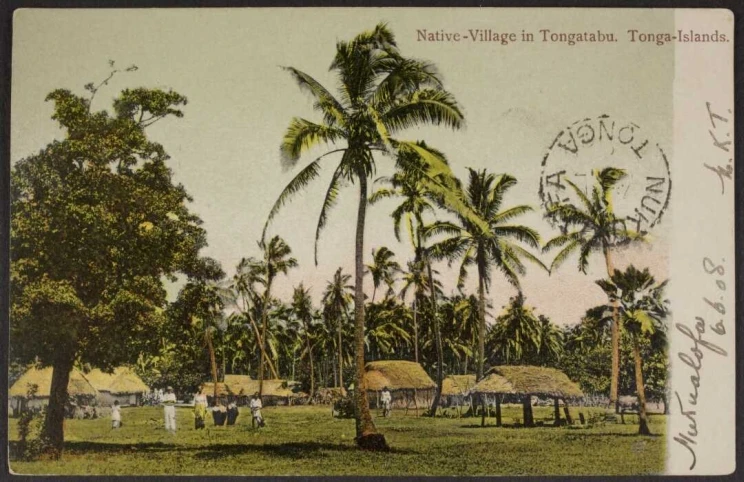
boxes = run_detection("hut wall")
[367,389,434,409]
[96,391,116,407]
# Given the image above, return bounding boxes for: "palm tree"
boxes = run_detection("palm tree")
[291,283,317,398]
[596,265,668,435]
[257,236,298,395]
[366,247,401,302]
[543,167,644,410]
[534,315,564,366]
[488,293,540,364]
[322,267,354,389]
[429,169,545,381]
[263,24,483,448]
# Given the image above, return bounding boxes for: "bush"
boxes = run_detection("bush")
[15,385,46,461]
[333,395,355,419]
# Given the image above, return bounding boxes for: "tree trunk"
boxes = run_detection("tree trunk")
[522,396,534,427]
[259,279,273,397]
[307,336,315,400]
[241,293,279,379]
[604,246,621,412]
[426,260,444,417]
[412,299,419,364]
[352,174,386,450]
[41,355,75,457]
[206,330,219,400]
[338,322,344,389]
[633,338,651,435]
[476,261,487,381]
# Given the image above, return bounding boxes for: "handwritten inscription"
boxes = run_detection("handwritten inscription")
[673,257,728,470]
[704,102,733,194]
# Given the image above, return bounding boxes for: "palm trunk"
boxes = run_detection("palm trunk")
[352,174,385,449]
[604,246,621,412]
[426,260,444,416]
[412,299,419,363]
[206,330,218,400]
[633,338,651,435]
[259,279,273,397]
[371,285,377,304]
[338,323,344,389]
[476,260,487,381]
[41,355,75,457]
[244,309,279,379]
[306,335,315,399]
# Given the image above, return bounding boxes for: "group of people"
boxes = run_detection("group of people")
[110,387,266,432]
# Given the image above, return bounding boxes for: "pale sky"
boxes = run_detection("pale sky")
[11,8,674,326]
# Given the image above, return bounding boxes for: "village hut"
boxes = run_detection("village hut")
[200,376,307,406]
[440,374,477,416]
[9,366,98,416]
[199,381,230,405]
[84,367,149,406]
[469,365,584,427]
[364,360,435,415]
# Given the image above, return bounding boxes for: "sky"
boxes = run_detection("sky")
[11,8,674,326]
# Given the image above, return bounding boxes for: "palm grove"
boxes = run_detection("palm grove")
[10,25,669,455]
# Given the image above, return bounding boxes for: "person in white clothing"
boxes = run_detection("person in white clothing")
[380,387,392,417]
[249,392,265,428]
[111,400,121,428]
[162,386,177,433]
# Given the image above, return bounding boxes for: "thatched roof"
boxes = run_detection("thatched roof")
[9,367,98,398]
[441,375,477,396]
[85,367,149,394]
[364,360,435,391]
[200,377,304,398]
[470,366,583,399]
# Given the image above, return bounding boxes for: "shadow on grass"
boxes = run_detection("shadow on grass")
[9,440,419,462]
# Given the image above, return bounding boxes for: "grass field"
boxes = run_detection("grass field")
[8,405,666,476]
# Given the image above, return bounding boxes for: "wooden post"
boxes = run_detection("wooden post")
[553,397,562,426]
[495,395,502,427]
[522,396,535,427]
[562,398,573,425]
[481,393,487,427]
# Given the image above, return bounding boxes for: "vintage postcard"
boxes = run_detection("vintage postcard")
[6,6,736,477]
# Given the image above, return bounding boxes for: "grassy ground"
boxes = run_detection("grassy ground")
[8,405,666,476]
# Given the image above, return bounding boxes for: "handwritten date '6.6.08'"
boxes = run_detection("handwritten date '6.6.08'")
[673,257,728,470]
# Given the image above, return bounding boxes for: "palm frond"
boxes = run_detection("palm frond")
[314,163,345,265]
[280,118,346,167]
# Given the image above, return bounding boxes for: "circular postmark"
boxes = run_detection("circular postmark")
[539,115,671,235]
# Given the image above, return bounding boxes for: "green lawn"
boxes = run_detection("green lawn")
[8,405,666,476]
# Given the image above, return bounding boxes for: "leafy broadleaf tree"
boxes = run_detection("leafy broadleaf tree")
[10,78,205,455]
[265,24,480,449]
[543,167,645,410]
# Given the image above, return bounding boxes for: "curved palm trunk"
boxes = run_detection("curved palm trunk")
[633,338,651,435]
[412,299,419,363]
[476,260,487,381]
[259,279,273,397]
[306,332,315,400]
[206,330,219,400]
[352,174,386,449]
[426,260,444,416]
[604,246,621,412]
[41,355,75,457]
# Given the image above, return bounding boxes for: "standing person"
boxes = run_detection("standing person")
[250,392,265,428]
[381,387,392,417]
[162,386,177,434]
[193,392,207,430]
[111,400,121,429]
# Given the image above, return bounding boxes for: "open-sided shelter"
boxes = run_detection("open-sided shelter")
[84,367,149,406]
[364,360,435,414]
[200,376,307,406]
[469,365,584,427]
[440,374,477,415]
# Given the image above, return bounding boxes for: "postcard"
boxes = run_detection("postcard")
[6,7,735,477]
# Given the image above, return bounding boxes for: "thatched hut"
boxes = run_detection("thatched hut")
[199,376,307,406]
[9,367,98,415]
[364,360,435,414]
[440,375,477,415]
[84,367,149,406]
[469,365,584,427]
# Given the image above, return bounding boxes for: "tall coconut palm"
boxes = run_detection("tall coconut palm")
[429,169,545,381]
[488,293,540,364]
[543,167,644,410]
[322,267,354,389]
[596,265,668,434]
[291,283,317,398]
[264,24,485,448]
[366,247,401,302]
[257,236,298,396]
